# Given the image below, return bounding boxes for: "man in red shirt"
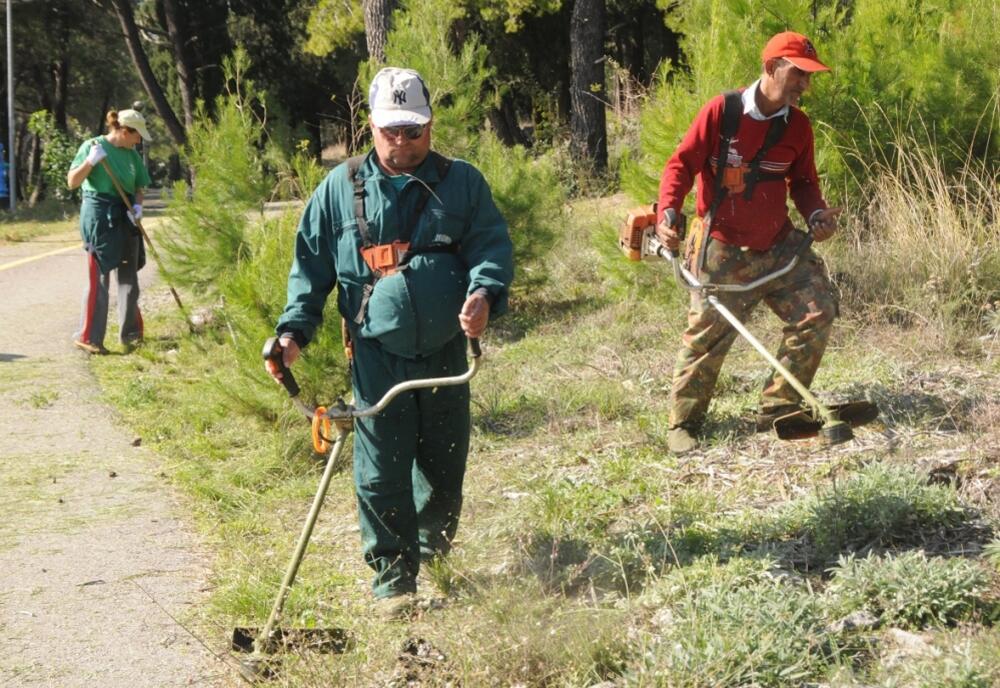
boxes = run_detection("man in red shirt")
[655,32,843,454]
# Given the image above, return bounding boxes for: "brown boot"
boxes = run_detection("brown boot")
[668,425,700,455]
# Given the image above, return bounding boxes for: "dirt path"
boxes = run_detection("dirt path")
[0,225,231,687]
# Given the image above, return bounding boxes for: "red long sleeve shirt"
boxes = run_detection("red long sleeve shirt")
[657,89,827,250]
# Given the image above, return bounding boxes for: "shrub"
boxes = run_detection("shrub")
[26,110,80,203]
[266,138,328,202]
[160,47,269,294]
[870,632,1000,688]
[630,557,836,687]
[219,211,350,411]
[827,551,991,629]
[811,0,1000,195]
[624,0,999,206]
[778,462,968,566]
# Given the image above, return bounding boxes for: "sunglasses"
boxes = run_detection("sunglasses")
[380,124,426,140]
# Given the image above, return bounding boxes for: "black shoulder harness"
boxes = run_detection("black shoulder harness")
[706,90,790,227]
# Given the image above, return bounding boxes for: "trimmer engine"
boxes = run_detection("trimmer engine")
[618,204,659,261]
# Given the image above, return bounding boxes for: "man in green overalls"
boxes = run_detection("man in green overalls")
[266,68,514,618]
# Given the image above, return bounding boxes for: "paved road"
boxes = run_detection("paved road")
[0,224,231,687]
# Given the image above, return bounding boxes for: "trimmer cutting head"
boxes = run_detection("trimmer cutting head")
[771,400,880,442]
[232,626,352,683]
[819,421,854,446]
[231,625,351,654]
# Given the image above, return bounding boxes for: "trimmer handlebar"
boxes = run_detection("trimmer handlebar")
[644,230,814,294]
[262,336,301,397]
[263,335,483,422]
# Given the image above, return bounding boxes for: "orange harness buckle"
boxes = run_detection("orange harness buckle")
[360,241,410,277]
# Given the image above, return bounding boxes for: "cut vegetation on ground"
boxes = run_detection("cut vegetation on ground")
[84,188,1000,686]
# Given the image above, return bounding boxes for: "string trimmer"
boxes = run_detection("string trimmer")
[232,336,483,682]
[620,205,878,446]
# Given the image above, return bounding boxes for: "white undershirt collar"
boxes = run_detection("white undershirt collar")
[743,80,789,122]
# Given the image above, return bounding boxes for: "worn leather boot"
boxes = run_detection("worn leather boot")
[667,425,700,455]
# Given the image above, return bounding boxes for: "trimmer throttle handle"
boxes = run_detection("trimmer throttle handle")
[469,337,482,358]
[262,336,301,398]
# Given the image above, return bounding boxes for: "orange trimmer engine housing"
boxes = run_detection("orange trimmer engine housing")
[360,240,411,276]
[619,204,658,261]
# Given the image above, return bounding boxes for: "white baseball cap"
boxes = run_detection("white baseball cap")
[118,109,152,141]
[368,67,432,127]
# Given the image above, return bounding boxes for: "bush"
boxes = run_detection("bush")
[811,0,1000,195]
[26,110,80,203]
[624,0,1000,206]
[161,48,269,294]
[265,138,328,202]
[869,631,1000,688]
[219,211,350,410]
[630,557,836,687]
[160,47,349,413]
[827,551,991,629]
[779,463,968,566]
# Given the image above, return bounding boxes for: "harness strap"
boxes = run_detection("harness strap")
[704,90,743,230]
[741,113,789,200]
[694,91,742,273]
[347,155,372,248]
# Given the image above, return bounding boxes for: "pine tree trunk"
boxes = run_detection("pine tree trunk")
[569,0,607,172]
[51,55,69,131]
[363,0,397,64]
[488,91,529,147]
[108,0,187,146]
[161,0,197,128]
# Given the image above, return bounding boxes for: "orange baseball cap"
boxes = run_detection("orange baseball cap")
[762,31,829,72]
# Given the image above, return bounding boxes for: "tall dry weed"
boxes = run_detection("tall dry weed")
[837,115,1000,346]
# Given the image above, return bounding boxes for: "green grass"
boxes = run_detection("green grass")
[0,199,77,242]
[89,195,1000,686]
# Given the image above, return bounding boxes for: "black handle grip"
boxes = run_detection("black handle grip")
[262,336,300,397]
[469,337,482,358]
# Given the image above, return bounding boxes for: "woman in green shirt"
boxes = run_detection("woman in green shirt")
[66,109,152,354]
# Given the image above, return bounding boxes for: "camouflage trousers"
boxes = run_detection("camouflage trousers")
[669,230,838,429]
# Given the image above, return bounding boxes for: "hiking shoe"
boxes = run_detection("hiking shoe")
[755,404,803,433]
[374,593,416,621]
[73,340,106,355]
[667,426,700,455]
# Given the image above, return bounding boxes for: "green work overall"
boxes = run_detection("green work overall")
[276,150,513,599]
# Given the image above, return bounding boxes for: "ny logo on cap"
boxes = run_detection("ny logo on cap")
[393,89,407,105]
[803,39,816,56]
